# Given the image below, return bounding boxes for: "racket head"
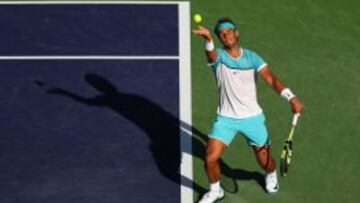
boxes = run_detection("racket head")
[280,148,290,177]
[280,140,293,177]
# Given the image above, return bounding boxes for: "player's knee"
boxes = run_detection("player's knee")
[205,152,220,166]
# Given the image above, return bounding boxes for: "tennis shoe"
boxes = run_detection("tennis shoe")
[265,170,279,193]
[198,187,224,203]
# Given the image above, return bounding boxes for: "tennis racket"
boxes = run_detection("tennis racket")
[280,113,301,177]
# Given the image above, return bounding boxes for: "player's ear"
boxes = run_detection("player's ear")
[235,30,239,37]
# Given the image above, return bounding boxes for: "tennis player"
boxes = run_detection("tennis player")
[193,18,303,202]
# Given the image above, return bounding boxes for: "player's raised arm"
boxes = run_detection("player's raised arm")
[258,66,304,114]
[192,25,218,63]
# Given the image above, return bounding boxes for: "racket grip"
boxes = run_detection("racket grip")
[292,113,301,126]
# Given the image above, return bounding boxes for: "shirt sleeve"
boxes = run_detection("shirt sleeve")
[207,48,222,70]
[250,51,267,72]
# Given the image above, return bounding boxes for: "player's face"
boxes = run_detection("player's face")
[218,28,239,48]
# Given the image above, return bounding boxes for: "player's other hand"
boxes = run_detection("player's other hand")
[290,97,304,114]
[192,26,212,41]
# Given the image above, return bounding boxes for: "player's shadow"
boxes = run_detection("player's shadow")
[44,73,265,195]
[220,164,266,193]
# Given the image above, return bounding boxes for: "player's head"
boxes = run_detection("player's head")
[85,73,118,95]
[214,17,239,48]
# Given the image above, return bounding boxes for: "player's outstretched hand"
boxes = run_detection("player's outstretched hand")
[192,26,212,41]
[46,87,68,95]
[290,97,304,114]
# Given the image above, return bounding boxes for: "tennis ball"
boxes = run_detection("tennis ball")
[193,14,202,24]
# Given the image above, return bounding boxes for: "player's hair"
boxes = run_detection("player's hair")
[214,17,237,36]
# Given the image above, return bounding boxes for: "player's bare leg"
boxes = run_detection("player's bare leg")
[253,145,276,171]
[199,138,226,203]
[205,138,226,182]
[253,145,279,193]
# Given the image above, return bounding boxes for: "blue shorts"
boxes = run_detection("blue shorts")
[209,113,269,146]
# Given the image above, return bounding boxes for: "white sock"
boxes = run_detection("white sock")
[266,170,277,175]
[210,181,221,191]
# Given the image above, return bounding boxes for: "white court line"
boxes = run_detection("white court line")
[178,2,193,203]
[0,56,179,60]
[0,1,182,5]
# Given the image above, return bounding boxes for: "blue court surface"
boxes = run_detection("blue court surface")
[0,2,191,203]
[0,4,178,55]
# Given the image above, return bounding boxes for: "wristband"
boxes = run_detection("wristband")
[205,40,214,51]
[280,88,295,102]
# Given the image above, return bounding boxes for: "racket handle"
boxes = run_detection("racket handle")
[292,113,301,126]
